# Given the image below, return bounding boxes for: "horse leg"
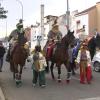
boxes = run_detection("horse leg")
[50,62,55,80]
[18,65,23,85]
[45,59,49,73]
[10,61,15,79]
[57,65,61,82]
[71,62,76,75]
[14,64,20,87]
[67,66,71,83]
[65,62,71,83]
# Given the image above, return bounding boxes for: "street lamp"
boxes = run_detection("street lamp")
[16,0,23,22]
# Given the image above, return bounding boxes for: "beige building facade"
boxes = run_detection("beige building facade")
[75,2,100,36]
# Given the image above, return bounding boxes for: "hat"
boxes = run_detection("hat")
[19,19,23,23]
[16,20,23,29]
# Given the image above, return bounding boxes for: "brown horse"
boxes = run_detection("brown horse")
[10,43,28,87]
[44,30,75,83]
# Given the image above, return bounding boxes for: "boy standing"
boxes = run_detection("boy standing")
[32,45,47,87]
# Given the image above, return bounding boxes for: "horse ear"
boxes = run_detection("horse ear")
[72,30,74,34]
[67,30,70,34]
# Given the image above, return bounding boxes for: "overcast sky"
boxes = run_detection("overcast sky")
[0,0,99,38]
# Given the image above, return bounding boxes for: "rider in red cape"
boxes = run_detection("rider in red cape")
[45,19,62,59]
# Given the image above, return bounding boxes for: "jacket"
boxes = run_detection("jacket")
[76,50,91,64]
[0,46,5,58]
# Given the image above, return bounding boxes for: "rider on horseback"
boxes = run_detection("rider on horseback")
[47,21,62,43]
[45,20,62,58]
[6,19,27,62]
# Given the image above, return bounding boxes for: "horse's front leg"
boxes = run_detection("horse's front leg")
[57,65,61,82]
[45,59,49,73]
[65,62,71,83]
[14,64,19,86]
[18,66,23,84]
[50,62,55,80]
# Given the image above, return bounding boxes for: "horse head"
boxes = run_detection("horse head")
[24,27,31,41]
[61,30,75,47]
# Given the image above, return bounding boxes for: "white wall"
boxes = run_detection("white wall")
[75,14,89,35]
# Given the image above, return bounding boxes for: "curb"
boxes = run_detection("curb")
[0,88,5,100]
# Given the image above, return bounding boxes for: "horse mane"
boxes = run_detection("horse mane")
[61,30,74,47]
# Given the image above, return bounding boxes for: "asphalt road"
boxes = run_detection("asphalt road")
[0,57,100,100]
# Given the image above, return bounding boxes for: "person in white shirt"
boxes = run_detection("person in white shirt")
[76,41,92,84]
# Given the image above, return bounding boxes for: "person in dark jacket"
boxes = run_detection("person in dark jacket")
[0,41,5,72]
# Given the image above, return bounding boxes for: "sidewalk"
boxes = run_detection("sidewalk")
[0,87,5,100]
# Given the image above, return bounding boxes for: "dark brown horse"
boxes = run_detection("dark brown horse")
[44,30,75,83]
[8,27,30,87]
[10,43,28,87]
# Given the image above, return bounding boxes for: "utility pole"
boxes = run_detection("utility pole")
[40,4,44,42]
[16,0,23,22]
[66,0,70,30]
[37,4,44,46]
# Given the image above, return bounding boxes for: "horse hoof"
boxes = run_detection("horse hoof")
[16,81,22,87]
[16,83,22,88]
[16,82,20,87]
[57,79,61,83]
[66,80,70,84]
[52,77,55,80]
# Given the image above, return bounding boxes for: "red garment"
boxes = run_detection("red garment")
[86,64,92,83]
[80,61,92,84]
[80,62,86,84]
[46,43,54,58]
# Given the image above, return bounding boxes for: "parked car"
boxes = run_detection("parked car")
[92,50,100,72]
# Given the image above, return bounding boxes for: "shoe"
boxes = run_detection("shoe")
[32,83,36,87]
[0,70,2,72]
[80,81,86,84]
[41,85,46,88]
[87,81,91,84]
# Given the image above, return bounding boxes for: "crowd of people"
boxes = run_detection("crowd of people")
[0,19,100,87]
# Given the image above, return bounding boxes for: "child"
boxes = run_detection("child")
[76,41,92,84]
[32,45,47,87]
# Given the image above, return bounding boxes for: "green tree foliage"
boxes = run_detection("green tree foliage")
[0,3,8,19]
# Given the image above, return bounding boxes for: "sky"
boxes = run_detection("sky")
[0,0,100,38]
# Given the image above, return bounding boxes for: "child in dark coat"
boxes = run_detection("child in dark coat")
[0,41,6,72]
[32,45,47,87]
